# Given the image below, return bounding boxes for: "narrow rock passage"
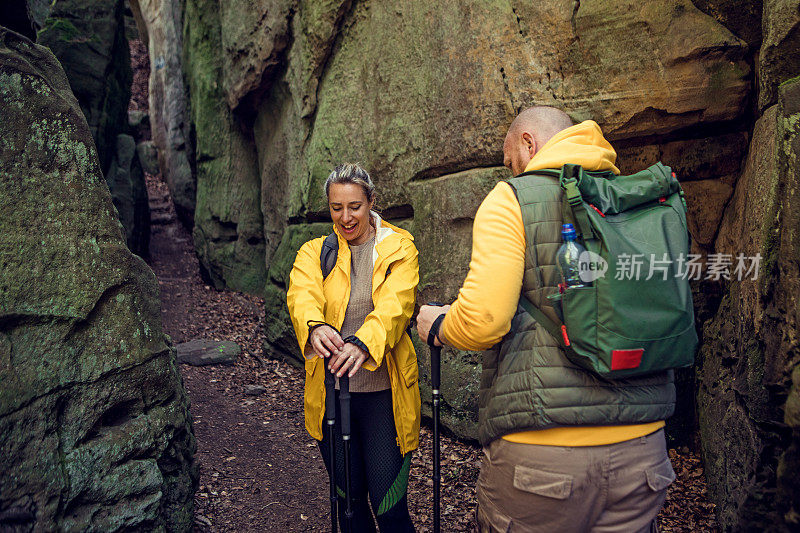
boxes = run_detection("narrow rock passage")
[145,174,329,531]
[131,48,716,533]
[133,32,715,533]
[142,168,718,531]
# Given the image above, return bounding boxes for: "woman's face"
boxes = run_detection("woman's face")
[328,182,374,246]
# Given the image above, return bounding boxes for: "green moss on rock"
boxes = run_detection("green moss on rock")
[0,28,196,531]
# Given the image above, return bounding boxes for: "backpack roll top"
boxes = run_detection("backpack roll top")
[572,162,680,214]
[516,163,699,379]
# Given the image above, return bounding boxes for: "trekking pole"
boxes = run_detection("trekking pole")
[426,303,446,533]
[339,374,354,533]
[324,364,338,533]
[430,342,442,533]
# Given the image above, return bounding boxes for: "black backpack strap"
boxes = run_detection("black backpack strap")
[320,233,339,280]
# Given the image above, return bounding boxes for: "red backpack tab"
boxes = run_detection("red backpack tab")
[588,203,606,217]
[561,325,570,346]
[611,349,644,370]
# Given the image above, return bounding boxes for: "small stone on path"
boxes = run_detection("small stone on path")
[244,384,267,396]
[176,339,240,366]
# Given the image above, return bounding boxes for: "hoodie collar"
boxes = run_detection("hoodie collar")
[524,120,620,175]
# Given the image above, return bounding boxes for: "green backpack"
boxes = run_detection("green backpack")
[510,163,698,379]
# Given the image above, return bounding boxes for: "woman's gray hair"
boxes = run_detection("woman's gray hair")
[323,163,376,202]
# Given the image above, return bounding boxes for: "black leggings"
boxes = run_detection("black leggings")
[318,389,415,533]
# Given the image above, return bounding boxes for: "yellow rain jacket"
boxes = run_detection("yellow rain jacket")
[286,214,421,455]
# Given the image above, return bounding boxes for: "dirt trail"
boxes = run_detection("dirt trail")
[146,176,330,531]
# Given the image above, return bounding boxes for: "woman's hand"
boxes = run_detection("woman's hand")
[309,325,344,358]
[329,342,369,378]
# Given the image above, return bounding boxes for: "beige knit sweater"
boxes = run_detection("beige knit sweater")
[337,235,391,392]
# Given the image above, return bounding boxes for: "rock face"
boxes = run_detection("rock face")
[130,0,195,227]
[38,0,150,257]
[697,80,800,531]
[182,0,267,294]
[759,0,800,110]
[0,28,196,531]
[691,0,763,48]
[204,0,749,440]
[137,139,159,175]
[105,133,150,257]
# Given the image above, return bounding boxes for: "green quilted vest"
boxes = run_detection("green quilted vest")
[477,173,675,445]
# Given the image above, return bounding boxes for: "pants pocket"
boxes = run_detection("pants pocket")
[645,457,676,492]
[512,465,574,500]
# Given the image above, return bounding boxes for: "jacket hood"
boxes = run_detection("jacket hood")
[524,120,620,175]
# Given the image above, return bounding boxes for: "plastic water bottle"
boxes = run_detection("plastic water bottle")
[556,223,587,289]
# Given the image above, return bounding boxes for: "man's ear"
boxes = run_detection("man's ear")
[521,131,537,157]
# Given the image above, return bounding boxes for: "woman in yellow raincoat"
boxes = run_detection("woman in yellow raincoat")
[287,163,420,532]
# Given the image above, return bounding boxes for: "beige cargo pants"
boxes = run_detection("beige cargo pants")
[475,429,674,532]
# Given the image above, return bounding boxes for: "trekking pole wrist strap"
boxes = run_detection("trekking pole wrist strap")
[427,313,446,347]
[307,320,339,336]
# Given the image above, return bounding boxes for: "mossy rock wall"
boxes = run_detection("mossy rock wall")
[0,28,196,531]
[37,0,150,257]
[182,0,266,294]
[697,78,800,531]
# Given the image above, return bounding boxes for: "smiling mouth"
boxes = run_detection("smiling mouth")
[341,223,357,232]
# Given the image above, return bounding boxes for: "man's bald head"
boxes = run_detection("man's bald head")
[503,106,574,176]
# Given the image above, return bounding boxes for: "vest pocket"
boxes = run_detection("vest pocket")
[512,465,573,499]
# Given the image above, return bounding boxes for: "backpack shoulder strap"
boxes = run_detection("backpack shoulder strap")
[320,233,339,280]
[518,294,565,348]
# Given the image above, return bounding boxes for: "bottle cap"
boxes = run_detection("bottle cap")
[561,223,577,239]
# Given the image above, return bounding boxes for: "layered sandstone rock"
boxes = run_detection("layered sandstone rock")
[0,28,196,531]
[759,0,800,110]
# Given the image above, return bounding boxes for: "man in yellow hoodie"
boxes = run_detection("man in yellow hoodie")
[417,107,676,532]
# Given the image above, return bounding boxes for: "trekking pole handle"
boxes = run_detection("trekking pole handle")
[425,302,446,390]
[430,345,441,391]
[339,375,351,437]
[324,361,336,420]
